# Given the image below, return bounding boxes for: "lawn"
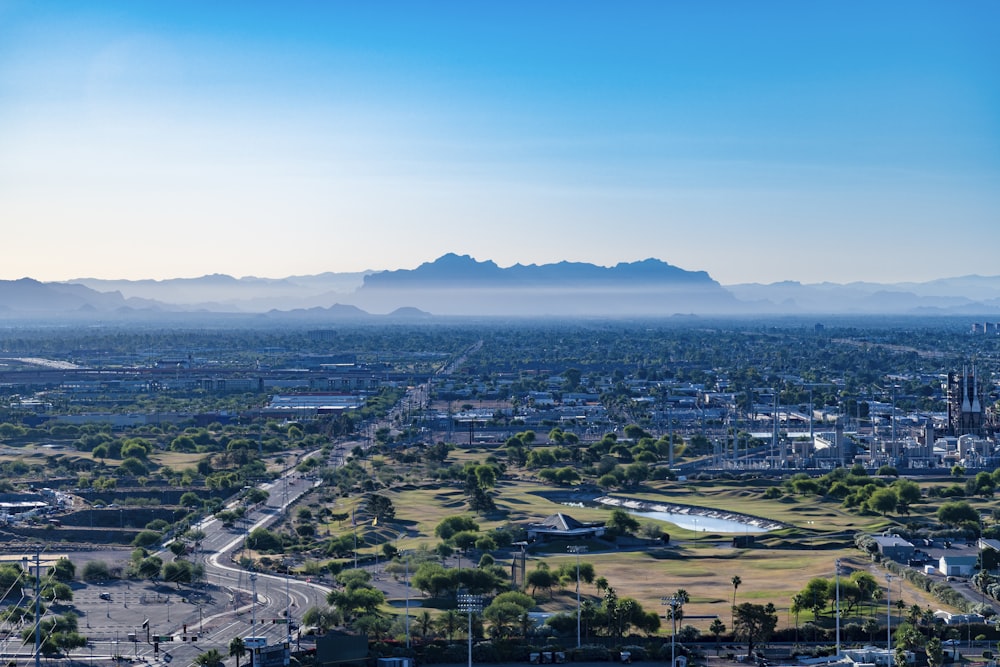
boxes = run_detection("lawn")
[337,473,959,633]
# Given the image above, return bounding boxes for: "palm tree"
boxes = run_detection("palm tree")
[195,648,224,667]
[518,610,533,639]
[731,575,742,628]
[436,609,461,641]
[417,610,434,640]
[710,619,726,654]
[791,594,805,644]
[862,617,879,644]
[228,638,246,667]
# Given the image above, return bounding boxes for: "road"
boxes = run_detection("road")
[0,453,340,667]
[2,375,440,667]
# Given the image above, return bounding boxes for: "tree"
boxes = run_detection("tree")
[797,578,831,618]
[81,560,112,582]
[863,617,880,644]
[247,527,283,552]
[607,509,639,537]
[302,606,342,633]
[136,556,163,580]
[180,492,202,508]
[484,601,523,638]
[926,637,944,667]
[436,609,462,640]
[894,479,922,513]
[162,560,202,587]
[228,637,246,667]
[731,575,742,628]
[42,582,73,602]
[850,571,879,615]
[938,501,979,527]
[435,515,479,540]
[21,613,87,657]
[49,557,75,582]
[195,649,224,667]
[733,602,778,658]
[894,621,924,651]
[710,618,727,654]
[417,610,435,639]
[245,487,269,504]
[329,586,385,620]
[527,564,556,599]
[869,487,899,516]
[132,530,162,548]
[367,493,396,522]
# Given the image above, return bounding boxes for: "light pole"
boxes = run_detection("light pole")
[405,553,411,649]
[568,546,587,649]
[24,547,41,667]
[886,574,893,651]
[661,596,682,667]
[835,559,841,658]
[251,572,259,628]
[457,594,483,667]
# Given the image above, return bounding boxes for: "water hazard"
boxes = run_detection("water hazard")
[624,508,770,533]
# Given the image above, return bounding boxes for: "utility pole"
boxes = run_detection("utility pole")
[33,546,41,667]
[886,574,893,651]
[835,559,841,658]
[568,546,587,649]
[285,572,292,644]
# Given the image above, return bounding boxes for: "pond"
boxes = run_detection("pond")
[562,496,781,533]
[625,508,771,534]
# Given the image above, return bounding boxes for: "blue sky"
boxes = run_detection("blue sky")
[1,1,997,284]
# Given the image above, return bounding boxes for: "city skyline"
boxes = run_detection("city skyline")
[2,1,998,285]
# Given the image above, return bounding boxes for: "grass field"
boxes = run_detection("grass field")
[343,472,961,632]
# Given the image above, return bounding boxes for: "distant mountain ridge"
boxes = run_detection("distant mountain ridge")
[354,254,736,316]
[3,256,1000,320]
[364,253,716,287]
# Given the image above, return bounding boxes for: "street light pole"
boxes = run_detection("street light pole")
[661,596,682,667]
[405,554,411,649]
[251,572,259,628]
[835,559,841,658]
[886,574,893,651]
[568,546,587,649]
[457,594,483,667]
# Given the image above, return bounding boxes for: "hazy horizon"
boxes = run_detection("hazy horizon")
[54,255,1000,288]
[2,2,998,285]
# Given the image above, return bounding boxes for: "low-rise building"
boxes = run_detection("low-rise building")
[938,555,978,577]
[871,533,915,563]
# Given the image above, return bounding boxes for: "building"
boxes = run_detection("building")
[843,647,914,667]
[871,534,915,563]
[938,555,978,577]
[263,394,364,420]
[947,366,985,437]
[525,513,605,541]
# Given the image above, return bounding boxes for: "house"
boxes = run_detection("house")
[939,555,978,577]
[525,513,605,541]
[871,534,915,563]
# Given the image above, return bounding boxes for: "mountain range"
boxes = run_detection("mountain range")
[3,253,1000,321]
